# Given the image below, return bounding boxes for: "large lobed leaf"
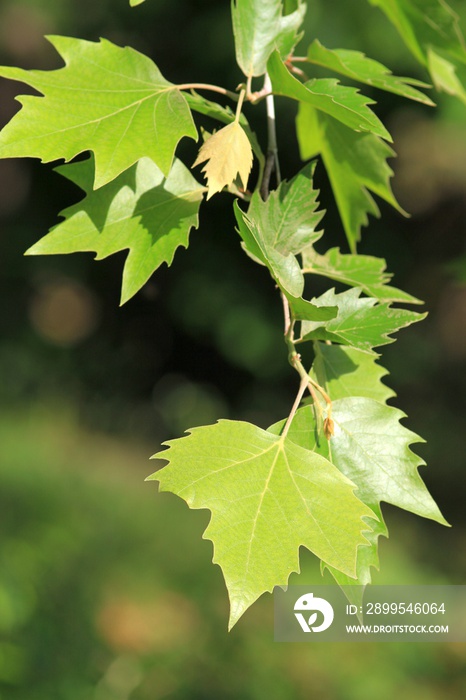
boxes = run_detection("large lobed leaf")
[0,36,197,188]
[232,0,306,77]
[26,156,204,304]
[150,419,375,628]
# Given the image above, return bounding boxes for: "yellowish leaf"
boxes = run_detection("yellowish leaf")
[193,121,253,199]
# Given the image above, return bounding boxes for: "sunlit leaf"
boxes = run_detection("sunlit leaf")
[185,92,265,167]
[150,419,375,628]
[193,121,253,199]
[0,36,197,187]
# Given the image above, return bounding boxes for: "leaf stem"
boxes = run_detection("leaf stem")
[178,82,239,100]
[282,299,333,437]
[281,376,309,438]
[235,88,246,121]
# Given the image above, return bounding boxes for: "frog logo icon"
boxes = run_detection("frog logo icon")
[294,592,334,632]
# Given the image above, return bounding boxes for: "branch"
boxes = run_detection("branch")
[259,73,281,200]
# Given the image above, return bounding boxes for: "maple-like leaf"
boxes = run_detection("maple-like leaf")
[302,246,421,304]
[0,36,197,188]
[232,0,306,77]
[26,156,204,304]
[299,287,426,352]
[307,40,434,105]
[297,105,404,252]
[268,51,391,140]
[149,419,375,628]
[193,122,253,199]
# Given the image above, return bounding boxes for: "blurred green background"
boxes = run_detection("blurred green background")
[0,0,466,698]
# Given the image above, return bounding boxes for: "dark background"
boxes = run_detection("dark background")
[0,1,466,698]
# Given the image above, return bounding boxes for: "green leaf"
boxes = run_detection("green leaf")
[323,504,388,593]
[368,0,466,64]
[269,404,386,589]
[232,0,306,77]
[130,0,146,6]
[310,341,395,403]
[267,51,391,141]
[307,39,434,105]
[268,406,330,458]
[233,162,327,299]
[286,295,338,323]
[26,156,204,304]
[427,49,466,105]
[296,105,402,252]
[331,397,449,525]
[299,288,426,352]
[247,161,325,254]
[302,246,422,304]
[234,202,303,297]
[275,396,448,588]
[367,0,466,101]
[0,36,197,188]
[150,419,375,628]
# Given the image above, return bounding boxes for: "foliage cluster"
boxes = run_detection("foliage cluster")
[0,0,465,627]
